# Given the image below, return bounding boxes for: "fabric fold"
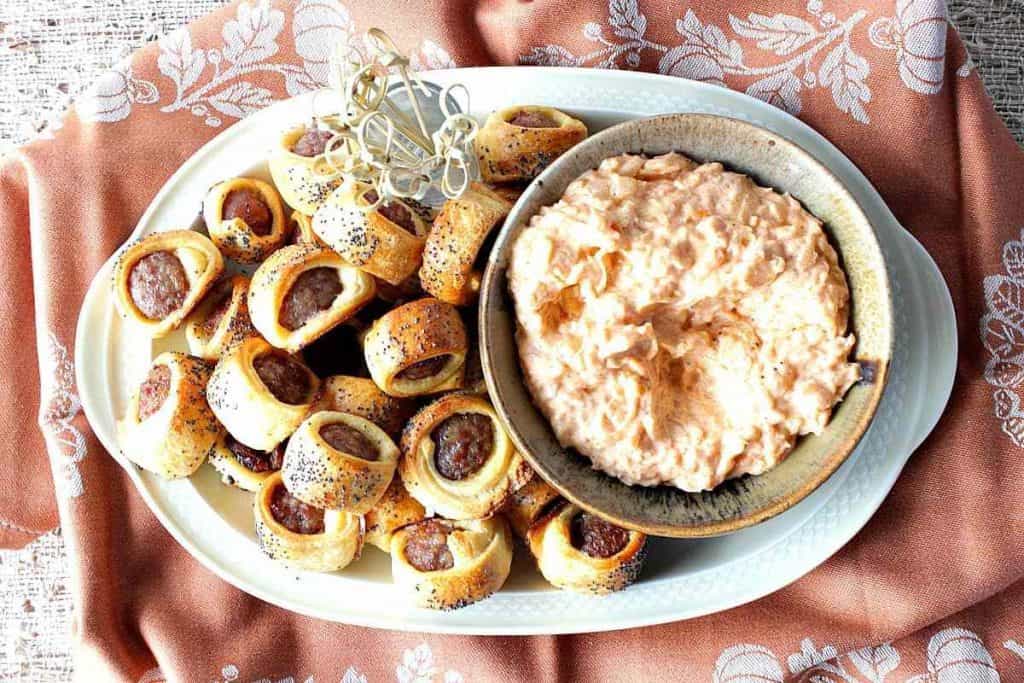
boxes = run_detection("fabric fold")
[0,154,57,548]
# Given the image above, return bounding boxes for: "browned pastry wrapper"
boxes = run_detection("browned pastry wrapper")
[314,375,417,438]
[502,469,562,540]
[475,105,588,183]
[207,337,320,451]
[254,471,363,572]
[249,244,376,352]
[313,180,431,285]
[419,183,512,306]
[399,392,531,520]
[185,274,257,360]
[112,229,224,338]
[117,351,221,479]
[363,297,468,397]
[390,516,513,610]
[203,177,289,263]
[364,477,427,552]
[527,501,647,595]
[288,210,328,248]
[282,411,399,514]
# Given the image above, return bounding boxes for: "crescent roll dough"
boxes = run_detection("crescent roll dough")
[282,411,399,514]
[268,123,344,214]
[117,352,221,479]
[112,229,223,338]
[249,244,375,352]
[203,177,288,263]
[185,274,256,360]
[390,517,513,610]
[475,105,587,183]
[363,298,468,397]
[207,337,320,451]
[527,502,647,595]
[419,183,512,306]
[399,392,530,520]
[313,180,431,285]
[254,471,364,572]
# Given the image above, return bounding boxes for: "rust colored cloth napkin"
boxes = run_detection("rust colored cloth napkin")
[3,0,1024,680]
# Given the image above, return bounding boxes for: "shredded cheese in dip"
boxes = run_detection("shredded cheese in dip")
[508,152,860,491]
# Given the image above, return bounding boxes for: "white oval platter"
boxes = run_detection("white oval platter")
[74,67,957,635]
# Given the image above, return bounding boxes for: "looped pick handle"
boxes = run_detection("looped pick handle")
[318,28,480,206]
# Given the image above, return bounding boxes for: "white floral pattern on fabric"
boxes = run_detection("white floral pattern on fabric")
[157,2,299,126]
[847,643,901,682]
[217,660,313,683]
[72,0,459,128]
[520,0,871,121]
[38,332,86,500]
[868,0,947,94]
[906,628,1000,682]
[395,643,462,683]
[520,0,954,123]
[958,53,977,78]
[714,628,1006,682]
[410,41,458,72]
[980,229,1024,447]
[293,0,363,90]
[34,1,1021,680]
[215,644,463,683]
[787,638,839,675]
[77,62,159,123]
[342,667,369,683]
[71,0,960,129]
[713,644,785,682]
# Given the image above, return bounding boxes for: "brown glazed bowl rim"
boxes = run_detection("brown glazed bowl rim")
[478,113,893,538]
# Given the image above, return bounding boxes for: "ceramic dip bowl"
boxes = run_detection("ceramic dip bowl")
[478,113,893,538]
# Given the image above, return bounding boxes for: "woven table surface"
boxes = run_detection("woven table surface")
[0,1,1022,680]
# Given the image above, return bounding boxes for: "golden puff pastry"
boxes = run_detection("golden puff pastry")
[314,375,417,439]
[288,210,327,248]
[313,180,431,285]
[117,352,221,479]
[268,123,344,214]
[203,177,288,263]
[475,105,588,183]
[390,516,513,610]
[185,275,256,361]
[207,337,320,451]
[502,469,562,540]
[419,183,511,305]
[208,430,285,492]
[363,478,426,552]
[363,297,468,397]
[254,471,364,572]
[399,392,531,520]
[249,244,375,352]
[282,411,399,514]
[112,229,224,338]
[527,502,647,595]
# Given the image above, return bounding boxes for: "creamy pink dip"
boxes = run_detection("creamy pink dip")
[508,152,860,491]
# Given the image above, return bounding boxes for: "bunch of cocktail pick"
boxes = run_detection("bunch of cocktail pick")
[312,28,478,210]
